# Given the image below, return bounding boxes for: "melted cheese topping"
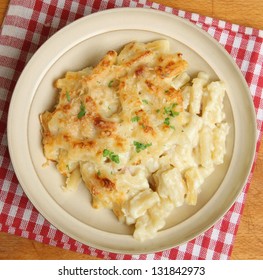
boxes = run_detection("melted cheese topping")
[40,40,229,241]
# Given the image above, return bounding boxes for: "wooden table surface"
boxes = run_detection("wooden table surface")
[0,0,262,260]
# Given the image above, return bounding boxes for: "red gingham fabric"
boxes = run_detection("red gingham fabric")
[0,0,263,260]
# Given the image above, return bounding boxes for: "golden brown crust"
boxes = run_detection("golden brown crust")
[40,40,188,212]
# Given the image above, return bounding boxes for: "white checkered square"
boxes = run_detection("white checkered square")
[219,32,229,45]
[115,0,124,5]
[191,13,199,22]
[35,235,44,242]
[257,108,263,121]
[2,25,27,40]
[211,228,220,241]
[224,232,234,245]
[205,248,215,259]
[0,66,15,80]
[247,39,256,52]
[35,213,46,225]
[7,4,33,20]
[241,59,249,72]
[192,244,202,258]
[151,2,160,9]
[22,208,33,221]
[38,11,49,25]
[230,212,240,224]
[204,17,213,26]
[1,180,11,193]
[0,45,21,60]
[231,24,239,32]
[233,36,242,49]
[21,230,29,238]
[0,199,5,213]
[218,20,226,29]
[254,63,262,75]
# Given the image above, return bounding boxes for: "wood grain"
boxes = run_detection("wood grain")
[0,0,8,26]
[0,0,262,260]
[155,0,263,29]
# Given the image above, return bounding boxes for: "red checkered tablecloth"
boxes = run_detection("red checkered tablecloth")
[0,0,263,260]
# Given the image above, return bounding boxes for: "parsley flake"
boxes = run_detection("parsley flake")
[133,141,152,153]
[164,104,179,117]
[131,116,140,122]
[108,80,114,87]
[108,79,119,88]
[164,117,175,129]
[103,149,120,164]
[164,117,170,126]
[66,91,71,102]
[77,102,86,119]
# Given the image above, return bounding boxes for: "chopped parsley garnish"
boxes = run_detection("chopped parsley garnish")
[108,79,119,88]
[77,102,86,119]
[66,91,71,102]
[142,99,149,104]
[108,80,114,87]
[131,116,140,122]
[164,117,170,126]
[103,149,120,164]
[133,141,152,153]
[164,117,175,129]
[164,103,179,117]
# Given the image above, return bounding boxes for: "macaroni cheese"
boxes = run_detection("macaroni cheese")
[40,40,229,241]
